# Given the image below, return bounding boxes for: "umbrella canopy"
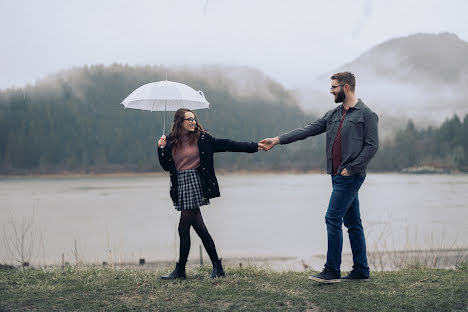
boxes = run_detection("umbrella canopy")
[121,80,210,111]
[121,80,210,135]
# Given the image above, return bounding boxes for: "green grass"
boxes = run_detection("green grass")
[1,263,467,312]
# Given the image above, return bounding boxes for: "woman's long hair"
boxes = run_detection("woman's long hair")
[168,108,204,154]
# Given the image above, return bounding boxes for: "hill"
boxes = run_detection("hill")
[0,64,325,174]
[294,32,468,137]
[1,62,466,174]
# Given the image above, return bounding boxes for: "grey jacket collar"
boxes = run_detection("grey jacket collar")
[335,99,363,112]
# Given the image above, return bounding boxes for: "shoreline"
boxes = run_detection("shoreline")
[0,169,325,178]
[1,169,466,178]
[5,248,467,272]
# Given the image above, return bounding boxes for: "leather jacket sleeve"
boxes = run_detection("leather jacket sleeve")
[157,145,171,172]
[212,137,258,153]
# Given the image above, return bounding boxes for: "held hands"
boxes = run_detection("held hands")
[258,137,280,151]
[158,135,166,148]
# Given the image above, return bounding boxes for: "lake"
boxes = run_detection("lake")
[1,173,467,271]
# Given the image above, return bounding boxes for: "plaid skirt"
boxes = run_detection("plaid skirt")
[175,168,210,211]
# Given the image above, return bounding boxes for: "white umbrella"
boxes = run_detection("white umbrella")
[121,80,210,135]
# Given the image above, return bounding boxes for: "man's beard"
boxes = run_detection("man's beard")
[334,89,346,103]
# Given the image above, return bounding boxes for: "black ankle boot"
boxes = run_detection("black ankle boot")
[161,262,186,280]
[210,259,226,278]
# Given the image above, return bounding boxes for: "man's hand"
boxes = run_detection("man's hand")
[340,168,350,176]
[259,137,280,151]
[158,135,166,148]
[258,142,266,150]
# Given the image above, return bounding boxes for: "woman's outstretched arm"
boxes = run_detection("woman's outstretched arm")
[212,136,262,153]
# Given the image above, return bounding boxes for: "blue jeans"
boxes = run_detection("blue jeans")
[324,175,369,277]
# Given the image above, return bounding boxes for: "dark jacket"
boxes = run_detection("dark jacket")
[279,100,379,176]
[158,131,258,205]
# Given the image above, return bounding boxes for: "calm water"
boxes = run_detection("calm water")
[1,173,467,270]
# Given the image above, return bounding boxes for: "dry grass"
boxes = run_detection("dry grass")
[1,262,467,311]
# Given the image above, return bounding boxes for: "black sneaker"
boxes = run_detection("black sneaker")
[308,268,341,284]
[341,270,370,281]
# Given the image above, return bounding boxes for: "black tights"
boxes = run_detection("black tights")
[178,208,219,265]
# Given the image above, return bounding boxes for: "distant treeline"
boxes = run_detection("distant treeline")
[370,115,468,172]
[0,64,466,174]
[0,64,324,174]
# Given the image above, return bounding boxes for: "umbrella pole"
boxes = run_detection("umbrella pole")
[163,100,166,136]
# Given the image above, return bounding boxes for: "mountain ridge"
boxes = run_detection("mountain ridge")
[0,64,324,173]
[294,32,468,137]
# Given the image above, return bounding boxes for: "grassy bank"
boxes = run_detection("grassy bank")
[1,263,467,312]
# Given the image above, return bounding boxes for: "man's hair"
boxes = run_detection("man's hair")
[331,72,356,92]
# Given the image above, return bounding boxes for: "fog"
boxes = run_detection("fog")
[2,1,468,138]
[1,0,468,90]
[293,32,468,137]
[295,86,466,142]
[11,63,298,110]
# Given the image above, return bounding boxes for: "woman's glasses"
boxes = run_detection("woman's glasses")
[183,117,197,122]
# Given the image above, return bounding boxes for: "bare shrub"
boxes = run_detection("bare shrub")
[367,222,468,271]
[2,213,44,268]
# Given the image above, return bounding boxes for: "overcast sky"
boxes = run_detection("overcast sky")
[1,0,467,90]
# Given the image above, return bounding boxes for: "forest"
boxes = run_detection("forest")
[0,64,466,174]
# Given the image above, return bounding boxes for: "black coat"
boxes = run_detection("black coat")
[157,131,258,205]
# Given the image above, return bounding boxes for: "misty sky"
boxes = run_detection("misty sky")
[1,0,467,90]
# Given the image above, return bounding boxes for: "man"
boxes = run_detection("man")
[260,72,378,283]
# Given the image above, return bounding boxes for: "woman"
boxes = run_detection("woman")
[157,108,263,279]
